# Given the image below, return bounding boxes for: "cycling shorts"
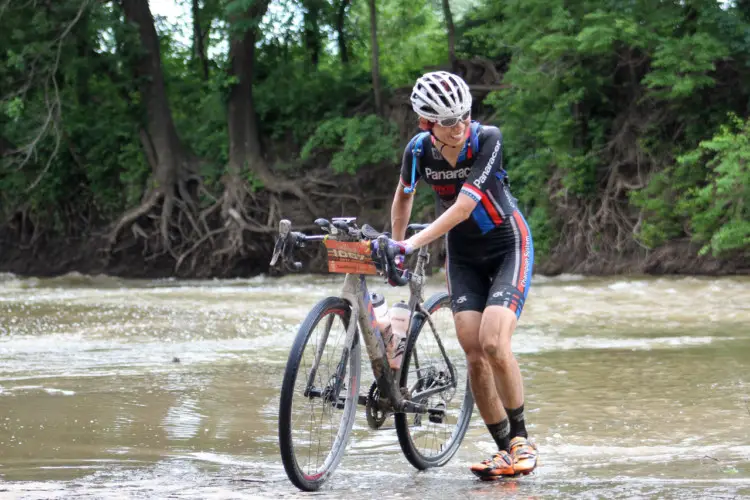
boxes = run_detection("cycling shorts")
[445,210,534,318]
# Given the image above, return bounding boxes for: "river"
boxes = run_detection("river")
[1,272,749,499]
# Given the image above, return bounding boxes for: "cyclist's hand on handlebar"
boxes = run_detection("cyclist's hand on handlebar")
[370,238,414,258]
[392,240,416,270]
[370,237,414,287]
[387,239,415,256]
[394,254,405,270]
[395,240,416,256]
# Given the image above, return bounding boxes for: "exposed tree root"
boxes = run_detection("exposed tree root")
[174,227,227,272]
[108,191,161,247]
[106,173,210,272]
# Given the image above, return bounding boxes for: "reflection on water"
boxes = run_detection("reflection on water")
[1,272,749,498]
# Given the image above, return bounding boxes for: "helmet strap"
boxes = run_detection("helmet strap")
[431,123,471,151]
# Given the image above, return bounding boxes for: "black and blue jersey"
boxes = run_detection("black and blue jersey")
[399,124,519,236]
[399,124,535,319]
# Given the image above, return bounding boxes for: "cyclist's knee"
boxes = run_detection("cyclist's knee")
[454,310,482,353]
[480,335,513,360]
[478,307,516,359]
[465,351,491,372]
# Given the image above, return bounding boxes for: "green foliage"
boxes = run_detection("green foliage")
[476,0,750,258]
[300,115,400,174]
[643,33,729,99]
[367,0,449,87]
[632,115,750,257]
[1,0,750,268]
[679,115,750,256]
[254,63,371,144]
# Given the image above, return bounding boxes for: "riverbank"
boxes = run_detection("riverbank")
[1,229,747,279]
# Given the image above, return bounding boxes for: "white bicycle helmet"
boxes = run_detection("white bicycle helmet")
[410,71,472,121]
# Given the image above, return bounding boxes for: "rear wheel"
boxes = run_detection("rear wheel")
[395,291,473,469]
[278,297,360,491]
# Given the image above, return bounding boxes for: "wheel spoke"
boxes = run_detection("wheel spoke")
[279,299,360,491]
[395,293,474,468]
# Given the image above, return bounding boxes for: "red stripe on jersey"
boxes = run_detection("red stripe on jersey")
[481,196,503,225]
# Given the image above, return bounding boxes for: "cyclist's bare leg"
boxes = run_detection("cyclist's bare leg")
[454,311,506,424]
[456,310,516,478]
[480,306,523,409]
[480,305,537,474]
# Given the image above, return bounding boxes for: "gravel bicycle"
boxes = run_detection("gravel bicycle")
[270,217,474,491]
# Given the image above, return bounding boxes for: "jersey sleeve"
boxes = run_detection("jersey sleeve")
[459,126,503,202]
[399,137,422,190]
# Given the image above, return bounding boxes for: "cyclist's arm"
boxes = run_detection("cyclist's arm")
[401,193,475,249]
[391,180,414,241]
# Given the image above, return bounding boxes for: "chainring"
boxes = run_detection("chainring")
[365,381,390,429]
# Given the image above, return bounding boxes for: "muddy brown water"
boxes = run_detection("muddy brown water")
[1,272,749,499]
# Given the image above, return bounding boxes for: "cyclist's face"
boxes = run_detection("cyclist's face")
[432,116,470,147]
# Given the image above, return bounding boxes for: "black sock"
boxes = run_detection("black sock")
[506,405,527,439]
[486,418,511,452]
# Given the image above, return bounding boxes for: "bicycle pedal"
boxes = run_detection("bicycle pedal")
[428,402,446,424]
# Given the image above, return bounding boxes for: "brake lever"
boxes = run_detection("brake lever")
[375,235,392,283]
[270,219,303,272]
[332,220,351,234]
[269,220,291,267]
[269,237,284,267]
[282,243,303,272]
[375,235,409,287]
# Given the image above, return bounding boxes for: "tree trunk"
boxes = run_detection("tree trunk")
[192,0,209,80]
[122,0,187,190]
[336,0,350,65]
[368,0,382,116]
[222,0,319,248]
[442,0,457,73]
[226,0,270,182]
[221,0,273,246]
[116,0,195,250]
[737,0,750,23]
[302,0,322,67]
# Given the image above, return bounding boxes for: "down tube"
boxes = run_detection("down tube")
[353,276,393,389]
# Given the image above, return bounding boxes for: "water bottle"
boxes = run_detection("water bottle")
[371,292,400,369]
[387,301,411,370]
[371,292,389,329]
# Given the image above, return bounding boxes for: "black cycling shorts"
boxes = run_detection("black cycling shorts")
[445,210,534,318]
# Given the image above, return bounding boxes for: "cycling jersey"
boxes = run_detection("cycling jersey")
[399,125,518,237]
[399,124,534,318]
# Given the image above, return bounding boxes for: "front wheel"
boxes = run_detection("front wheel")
[278,297,361,491]
[395,291,474,469]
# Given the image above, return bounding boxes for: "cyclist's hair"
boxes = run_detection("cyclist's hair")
[418,117,434,131]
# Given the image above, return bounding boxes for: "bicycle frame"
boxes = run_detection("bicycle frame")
[305,243,457,416]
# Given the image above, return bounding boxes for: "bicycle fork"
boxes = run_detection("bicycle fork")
[304,306,353,407]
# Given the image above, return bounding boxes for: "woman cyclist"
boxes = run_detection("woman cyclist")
[388,71,537,479]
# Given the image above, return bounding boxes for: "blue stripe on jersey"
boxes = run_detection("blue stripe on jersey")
[471,204,496,234]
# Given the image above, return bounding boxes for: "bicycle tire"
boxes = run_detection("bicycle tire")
[278,296,361,491]
[395,291,474,470]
